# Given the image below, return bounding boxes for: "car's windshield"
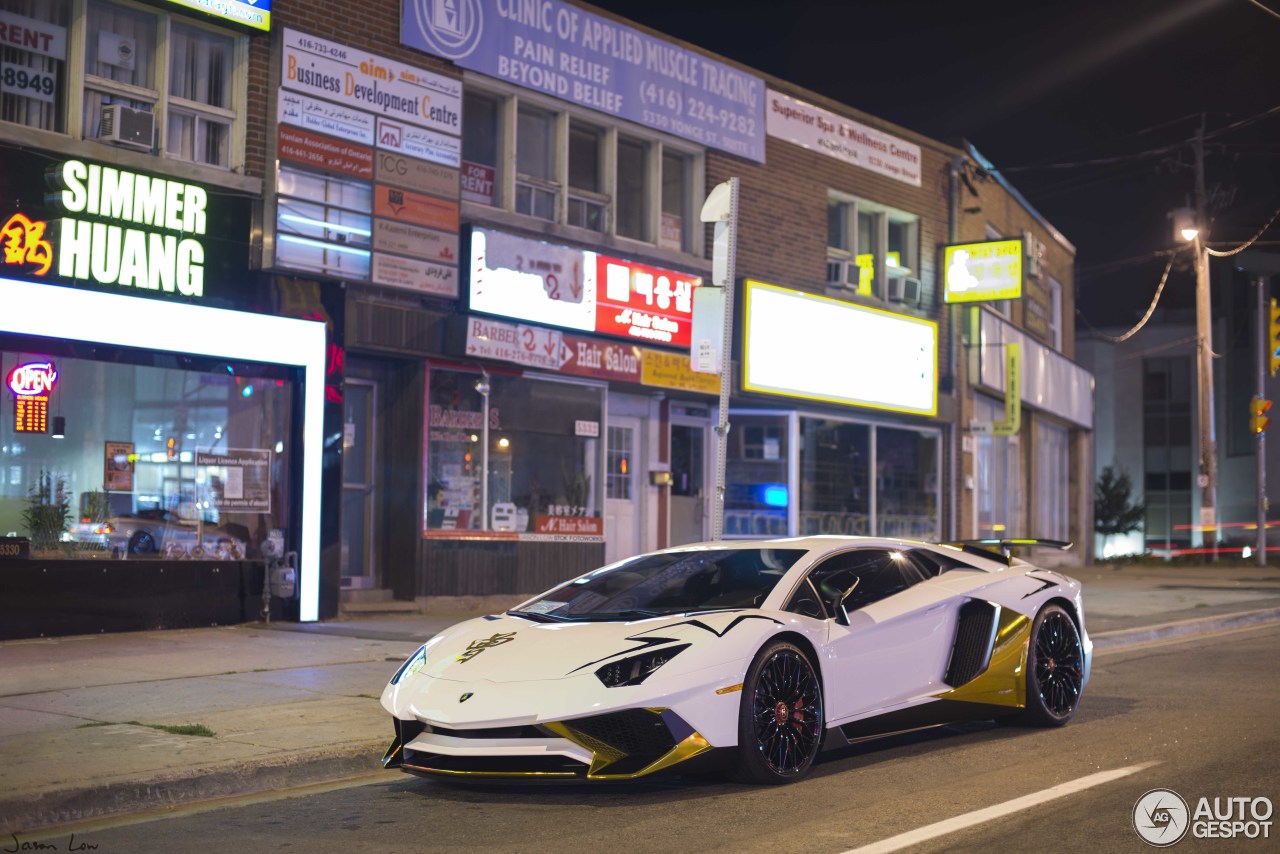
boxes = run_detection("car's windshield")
[511,548,808,621]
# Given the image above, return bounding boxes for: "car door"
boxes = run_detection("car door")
[802,549,960,723]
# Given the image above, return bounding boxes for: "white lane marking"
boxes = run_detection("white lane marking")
[841,761,1160,854]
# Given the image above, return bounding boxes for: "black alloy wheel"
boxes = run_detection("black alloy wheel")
[128,530,157,555]
[733,640,824,784]
[1018,604,1085,726]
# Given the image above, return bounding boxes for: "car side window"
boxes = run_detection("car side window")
[807,549,923,614]
[784,577,828,620]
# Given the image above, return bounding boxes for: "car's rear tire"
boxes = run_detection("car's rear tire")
[1006,603,1084,727]
[128,530,157,555]
[732,640,824,784]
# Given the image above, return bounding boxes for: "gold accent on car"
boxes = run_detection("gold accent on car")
[716,683,744,695]
[546,709,714,780]
[934,608,1031,707]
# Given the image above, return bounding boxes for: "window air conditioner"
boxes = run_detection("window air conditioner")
[100,104,154,151]
[826,259,859,289]
[887,275,922,306]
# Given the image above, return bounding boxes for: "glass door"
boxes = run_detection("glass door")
[341,380,377,589]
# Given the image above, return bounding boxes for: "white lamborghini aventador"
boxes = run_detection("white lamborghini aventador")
[381,537,1090,784]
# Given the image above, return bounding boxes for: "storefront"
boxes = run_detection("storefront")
[726,280,943,540]
[409,225,717,594]
[0,149,329,637]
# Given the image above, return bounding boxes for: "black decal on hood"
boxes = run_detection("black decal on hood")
[566,614,783,674]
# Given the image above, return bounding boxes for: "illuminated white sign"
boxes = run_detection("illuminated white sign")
[742,280,937,416]
[55,160,208,297]
[468,228,701,346]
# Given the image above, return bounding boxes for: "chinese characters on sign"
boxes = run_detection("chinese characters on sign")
[468,228,702,346]
[1,212,53,276]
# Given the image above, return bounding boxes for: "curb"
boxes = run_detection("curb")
[0,740,387,837]
[6,607,1280,835]
[1090,606,1280,650]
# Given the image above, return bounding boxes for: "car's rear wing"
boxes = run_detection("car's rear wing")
[941,538,1073,563]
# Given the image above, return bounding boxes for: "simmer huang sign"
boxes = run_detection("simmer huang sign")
[51,159,209,296]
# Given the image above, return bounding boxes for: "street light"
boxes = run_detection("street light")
[1171,207,1198,242]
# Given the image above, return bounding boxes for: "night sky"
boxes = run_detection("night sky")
[590,0,1279,327]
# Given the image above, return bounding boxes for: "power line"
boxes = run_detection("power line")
[1245,0,1280,23]
[1078,253,1182,343]
[1206,203,1280,256]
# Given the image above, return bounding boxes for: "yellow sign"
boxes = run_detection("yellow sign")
[944,239,1023,303]
[641,349,719,394]
[993,343,1021,436]
[853,251,900,296]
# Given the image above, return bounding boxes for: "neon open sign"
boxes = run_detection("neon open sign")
[7,361,58,396]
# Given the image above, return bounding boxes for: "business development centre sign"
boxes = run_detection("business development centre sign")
[402,0,765,162]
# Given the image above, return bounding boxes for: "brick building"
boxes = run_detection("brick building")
[0,0,1092,636]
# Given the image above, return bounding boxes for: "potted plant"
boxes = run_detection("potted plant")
[23,470,70,554]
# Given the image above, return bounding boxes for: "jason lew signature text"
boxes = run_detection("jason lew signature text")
[5,834,99,852]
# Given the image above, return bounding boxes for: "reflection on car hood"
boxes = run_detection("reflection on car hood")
[415,611,781,683]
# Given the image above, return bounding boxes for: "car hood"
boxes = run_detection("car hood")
[411,611,780,684]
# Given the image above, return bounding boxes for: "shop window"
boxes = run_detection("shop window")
[516,103,557,221]
[462,89,500,206]
[0,0,70,132]
[567,119,605,232]
[165,21,234,168]
[975,394,1021,538]
[0,348,295,560]
[465,84,701,253]
[875,426,939,540]
[1033,419,1069,541]
[275,166,373,279]
[616,135,649,241]
[725,413,789,538]
[2,0,246,169]
[798,418,869,536]
[425,368,602,534]
[1048,276,1063,351]
[827,192,919,301]
[661,149,690,252]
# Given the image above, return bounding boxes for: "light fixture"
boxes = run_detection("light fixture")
[1171,207,1198,242]
[497,436,510,450]
[51,416,65,439]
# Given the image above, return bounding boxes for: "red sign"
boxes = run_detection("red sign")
[7,361,57,396]
[277,126,373,180]
[460,161,495,205]
[594,254,701,347]
[558,333,642,383]
[374,185,459,233]
[535,516,603,536]
[1,212,53,276]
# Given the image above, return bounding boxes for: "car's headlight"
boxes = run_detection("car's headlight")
[390,645,428,685]
[595,644,690,688]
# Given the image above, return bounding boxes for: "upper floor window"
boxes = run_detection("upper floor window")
[827,192,919,303]
[463,83,701,254]
[984,223,1012,317]
[1,0,245,170]
[1048,276,1063,351]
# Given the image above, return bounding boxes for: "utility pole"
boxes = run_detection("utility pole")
[1192,114,1219,557]
[1257,278,1268,566]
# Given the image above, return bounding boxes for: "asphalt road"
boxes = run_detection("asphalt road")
[21,625,1280,854]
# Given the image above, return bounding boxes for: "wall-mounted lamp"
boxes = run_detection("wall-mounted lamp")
[51,416,65,439]
[649,470,673,486]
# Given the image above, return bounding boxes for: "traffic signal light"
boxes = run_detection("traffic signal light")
[1251,396,1272,435]
[1269,298,1280,377]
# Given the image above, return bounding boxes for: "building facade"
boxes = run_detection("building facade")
[0,0,1093,637]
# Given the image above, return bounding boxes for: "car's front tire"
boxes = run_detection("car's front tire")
[732,640,824,784]
[1010,603,1085,726]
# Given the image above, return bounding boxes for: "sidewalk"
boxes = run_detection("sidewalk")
[2,563,1279,835]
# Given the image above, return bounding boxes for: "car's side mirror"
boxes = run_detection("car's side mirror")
[820,576,859,626]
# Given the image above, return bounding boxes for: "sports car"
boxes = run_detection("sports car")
[380,536,1090,785]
